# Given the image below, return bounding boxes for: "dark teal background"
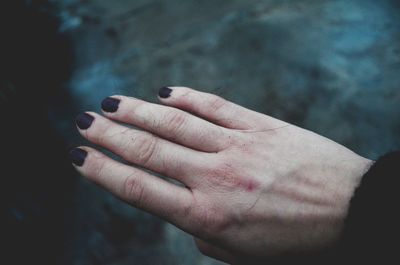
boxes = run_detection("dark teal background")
[1,1,399,264]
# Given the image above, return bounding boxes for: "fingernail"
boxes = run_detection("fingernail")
[101,97,120,113]
[70,148,88,167]
[76,113,94,130]
[158,87,172,98]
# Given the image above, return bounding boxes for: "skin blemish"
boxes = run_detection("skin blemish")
[246,180,257,192]
[238,178,260,192]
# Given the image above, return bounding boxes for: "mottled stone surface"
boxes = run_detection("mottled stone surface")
[46,0,400,264]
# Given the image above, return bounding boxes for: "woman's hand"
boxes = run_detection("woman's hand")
[71,86,372,264]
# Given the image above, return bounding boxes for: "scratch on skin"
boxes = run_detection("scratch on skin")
[243,189,263,216]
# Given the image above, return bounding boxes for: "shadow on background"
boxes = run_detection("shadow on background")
[1,1,74,264]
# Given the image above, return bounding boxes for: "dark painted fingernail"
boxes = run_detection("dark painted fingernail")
[76,113,94,130]
[101,97,120,113]
[158,86,172,98]
[70,148,88,167]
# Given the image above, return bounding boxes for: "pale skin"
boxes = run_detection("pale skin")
[71,86,372,264]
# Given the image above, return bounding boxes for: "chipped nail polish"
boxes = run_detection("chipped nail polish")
[158,87,172,98]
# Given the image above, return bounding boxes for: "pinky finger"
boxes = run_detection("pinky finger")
[69,146,194,230]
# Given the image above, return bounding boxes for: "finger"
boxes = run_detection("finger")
[76,112,207,185]
[157,86,283,130]
[70,146,194,230]
[100,95,230,152]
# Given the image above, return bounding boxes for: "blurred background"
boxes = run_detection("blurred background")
[1,0,399,264]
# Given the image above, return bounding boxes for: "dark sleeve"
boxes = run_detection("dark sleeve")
[337,151,400,263]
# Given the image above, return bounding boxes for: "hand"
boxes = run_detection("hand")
[71,86,372,264]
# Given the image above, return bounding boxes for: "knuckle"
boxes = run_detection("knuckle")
[122,173,146,207]
[85,155,107,181]
[115,128,136,157]
[96,124,120,144]
[133,133,158,166]
[93,157,107,177]
[203,159,239,191]
[207,95,227,113]
[163,110,187,136]
[227,130,246,144]
[204,158,260,192]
